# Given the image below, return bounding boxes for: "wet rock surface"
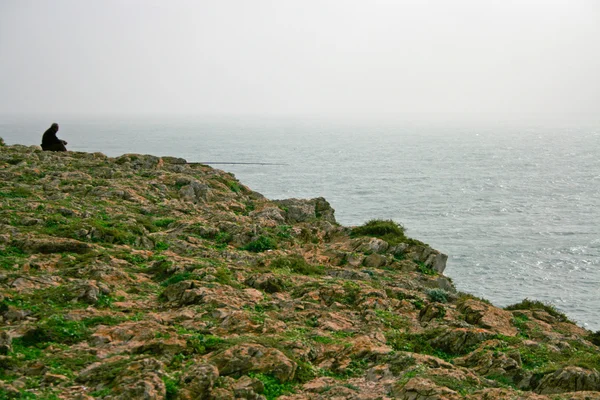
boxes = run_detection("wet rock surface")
[0,141,599,399]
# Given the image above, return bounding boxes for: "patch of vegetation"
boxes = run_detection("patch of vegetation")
[456,292,492,305]
[270,255,324,275]
[0,245,27,269]
[351,219,424,246]
[226,180,241,193]
[429,374,484,395]
[163,375,180,400]
[154,241,170,251]
[342,281,361,305]
[386,329,454,361]
[243,235,277,252]
[0,186,32,198]
[587,330,600,347]
[161,272,194,287]
[504,298,571,323]
[426,288,449,303]
[249,373,295,400]
[375,309,410,330]
[154,218,177,228]
[416,261,436,275]
[186,334,227,355]
[511,314,530,337]
[20,315,90,346]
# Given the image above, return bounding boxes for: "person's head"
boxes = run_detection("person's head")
[51,122,59,130]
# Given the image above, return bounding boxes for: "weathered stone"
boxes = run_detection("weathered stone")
[431,328,495,355]
[178,363,219,400]
[458,299,517,336]
[0,331,12,355]
[273,197,336,224]
[454,347,521,377]
[208,344,297,382]
[363,253,388,268]
[15,237,93,254]
[245,273,286,293]
[535,366,600,394]
[391,377,461,399]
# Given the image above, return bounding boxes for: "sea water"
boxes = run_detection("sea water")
[2,115,599,331]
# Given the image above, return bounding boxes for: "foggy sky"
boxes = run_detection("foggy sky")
[0,0,598,120]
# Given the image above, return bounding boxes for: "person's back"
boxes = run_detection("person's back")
[41,123,67,151]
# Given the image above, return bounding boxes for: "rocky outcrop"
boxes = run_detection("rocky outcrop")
[207,343,297,382]
[0,141,598,400]
[535,366,600,394]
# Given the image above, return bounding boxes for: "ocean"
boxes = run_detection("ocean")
[2,115,599,331]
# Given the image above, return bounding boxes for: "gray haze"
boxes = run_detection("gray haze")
[1,0,599,120]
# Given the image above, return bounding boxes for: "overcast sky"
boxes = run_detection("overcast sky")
[0,0,598,120]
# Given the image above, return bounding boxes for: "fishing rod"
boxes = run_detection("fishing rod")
[188,162,288,166]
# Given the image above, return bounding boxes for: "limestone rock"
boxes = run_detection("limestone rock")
[458,299,517,336]
[535,366,600,394]
[0,331,12,355]
[391,377,461,400]
[208,343,297,382]
[431,328,495,355]
[178,363,219,400]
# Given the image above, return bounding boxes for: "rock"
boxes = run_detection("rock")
[363,253,388,268]
[535,366,600,394]
[111,358,166,400]
[179,180,212,204]
[391,377,461,399]
[0,331,12,354]
[178,363,219,400]
[72,280,101,304]
[245,273,286,293]
[232,375,266,400]
[208,343,297,382]
[273,197,336,224]
[250,207,286,224]
[454,347,521,377]
[15,237,93,254]
[458,299,517,336]
[431,328,495,355]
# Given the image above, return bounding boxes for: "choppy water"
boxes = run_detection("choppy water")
[2,116,599,331]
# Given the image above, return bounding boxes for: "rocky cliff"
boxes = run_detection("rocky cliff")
[1,141,599,400]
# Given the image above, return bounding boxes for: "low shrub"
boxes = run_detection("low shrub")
[270,255,324,275]
[243,236,277,252]
[426,288,449,303]
[504,298,571,323]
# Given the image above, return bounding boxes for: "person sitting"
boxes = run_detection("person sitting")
[41,123,68,151]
